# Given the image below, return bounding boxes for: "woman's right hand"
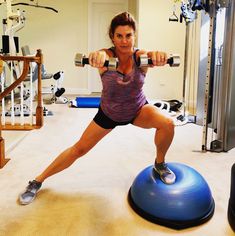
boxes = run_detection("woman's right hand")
[89,50,109,68]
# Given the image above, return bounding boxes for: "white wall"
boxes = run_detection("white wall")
[137,0,186,100]
[1,0,188,100]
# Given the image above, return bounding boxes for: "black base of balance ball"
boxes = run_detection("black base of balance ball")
[228,163,235,232]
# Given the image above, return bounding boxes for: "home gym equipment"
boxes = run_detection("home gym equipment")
[169,4,179,22]
[74,53,118,71]
[51,71,68,104]
[128,162,215,230]
[1,0,25,77]
[172,0,235,152]
[70,97,100,108]
[0,0,28,122]
[3,63,65,117]
[202,0,235,152]
[11,0,58,13]
[138,54,180,67]
[21,45,68,104]
[0,0,62,121]
[228,163,235,232]
[154,99,182,115]
[75,53,179,69]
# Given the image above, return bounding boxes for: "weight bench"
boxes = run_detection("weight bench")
[21,45,54,82]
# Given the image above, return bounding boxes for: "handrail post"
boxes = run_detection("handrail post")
[35,49,44,127]
[0,127,10,168]
[0,58,10,168]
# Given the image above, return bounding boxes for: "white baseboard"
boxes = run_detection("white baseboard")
[65,88,91,95]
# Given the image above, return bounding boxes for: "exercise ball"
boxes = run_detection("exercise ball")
[228,163,235,232]
[128,162,215,230]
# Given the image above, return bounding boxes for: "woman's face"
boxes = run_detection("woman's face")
[112,25,135,53]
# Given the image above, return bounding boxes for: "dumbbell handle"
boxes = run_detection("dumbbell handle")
[81,57,110,67]
[148,58,176,66]
[138,55,180,67]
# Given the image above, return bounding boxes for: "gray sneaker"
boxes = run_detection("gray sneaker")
[19,180,42,205]
[154,162,176,184]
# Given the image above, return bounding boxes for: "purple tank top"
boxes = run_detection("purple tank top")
[100,49,147,122]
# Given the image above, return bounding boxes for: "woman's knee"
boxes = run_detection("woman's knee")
[158,117,175,133]
[70,143,89,159]
[166,117,175,128]
[165,118,175,133]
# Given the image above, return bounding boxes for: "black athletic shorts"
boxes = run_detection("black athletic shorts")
[93,106,134,129]
[93,101,148,129]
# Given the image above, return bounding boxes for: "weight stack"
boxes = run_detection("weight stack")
[2,35,9,53]
[228,163,235,232]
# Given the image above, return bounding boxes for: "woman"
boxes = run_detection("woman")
[19,12,175,205]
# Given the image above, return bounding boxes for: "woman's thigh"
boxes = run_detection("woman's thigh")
[132,104,173,129]
[74,120,112,151]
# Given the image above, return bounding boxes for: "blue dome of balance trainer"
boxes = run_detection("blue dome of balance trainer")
[128,162,215,229]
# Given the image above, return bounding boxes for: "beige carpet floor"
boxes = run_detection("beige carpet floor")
[0,103,234,236]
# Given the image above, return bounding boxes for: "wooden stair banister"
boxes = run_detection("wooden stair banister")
[0,57,7,167]
[0,49,44,168]
[0,130,9,168]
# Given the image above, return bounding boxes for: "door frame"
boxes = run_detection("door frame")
[87,0,128,93]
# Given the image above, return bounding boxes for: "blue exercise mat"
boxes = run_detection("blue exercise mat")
[73,97,101,108]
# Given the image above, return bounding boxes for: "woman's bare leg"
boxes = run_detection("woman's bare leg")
[35,121,112,183]
[133,104,174,163]
[133,104,175,184]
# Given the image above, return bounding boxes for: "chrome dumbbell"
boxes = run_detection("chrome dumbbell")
[74,53,118,71]
[138,54,180,67]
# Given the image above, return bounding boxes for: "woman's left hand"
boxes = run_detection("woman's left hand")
[147,51,168,67]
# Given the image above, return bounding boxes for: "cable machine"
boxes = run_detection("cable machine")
[174,0,234,152]
[195,0,234,152]
[209,0,235,152]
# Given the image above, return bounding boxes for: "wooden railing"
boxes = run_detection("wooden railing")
[0,49,44,168]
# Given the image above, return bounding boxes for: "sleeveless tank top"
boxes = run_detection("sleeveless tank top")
[100,48,147,122]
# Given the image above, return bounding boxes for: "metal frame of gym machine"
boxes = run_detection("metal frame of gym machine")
[196,0,235,152]
[215,0,235,152]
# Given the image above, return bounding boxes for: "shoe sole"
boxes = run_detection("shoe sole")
[19,194,37,205]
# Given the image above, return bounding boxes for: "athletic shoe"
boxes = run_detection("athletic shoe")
[19,180,42,205]
[154,162,176,184]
